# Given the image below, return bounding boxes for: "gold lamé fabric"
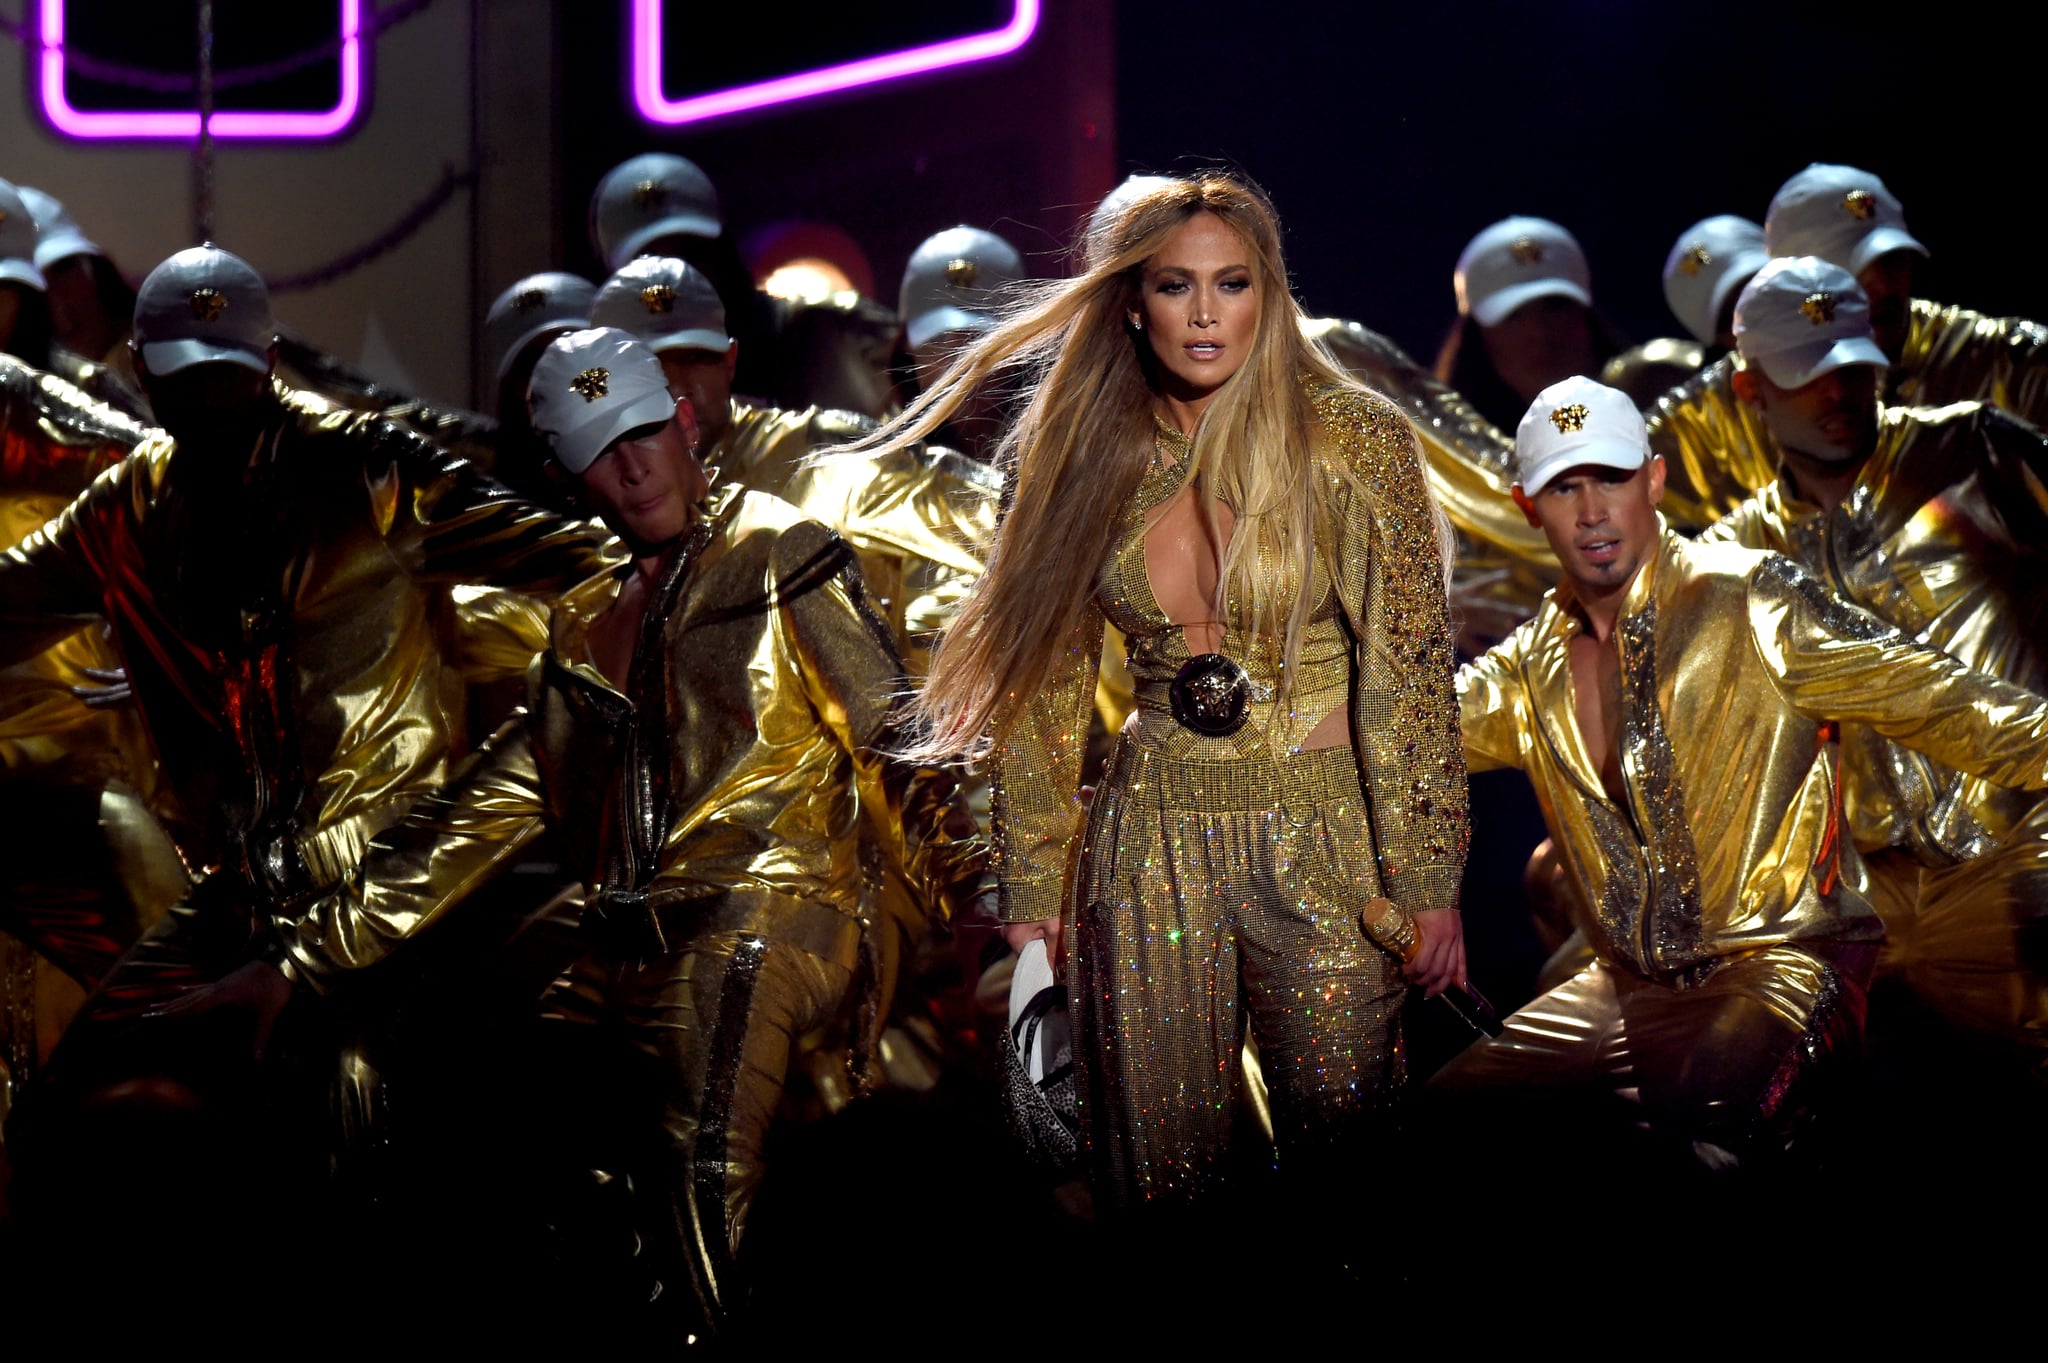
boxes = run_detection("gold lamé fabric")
[0,380,611,905]
[280,486,984,985]
[1459,525,2048,983]
[1599,336,1708,413]
[276,486,983,1326]
[0,359,189,1110]
[1646,298,2048,530]
[992,385,1466,1202]
[709,400,996,674]
[1702,402,2048,864]
[1431,944,1875,1160]
[1308,317,1557,641]
[275,333,501,472]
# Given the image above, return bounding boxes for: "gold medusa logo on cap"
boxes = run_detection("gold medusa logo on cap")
[1509,236,1544,265]
[1801,291,1837,326]
[188,287,228,322]
[633,179,662,210]
[1677,243,1712,277]
[640,283,676,314]
[944,257,979,288]
[513,287,547,313]
[570,367,610,402]
[1549,403,1590,434]
[1842,189,1877,221]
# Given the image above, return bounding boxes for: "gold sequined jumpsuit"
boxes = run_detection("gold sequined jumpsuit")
[275,486,985,1330]
[1442,526,2048,1154]
[1702,401,2048,1060]
[992,386,1469,1206]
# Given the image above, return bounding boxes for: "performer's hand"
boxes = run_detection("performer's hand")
[145,959,295,1059]
[1002,916,1064,971]
[1404,909,1466,998]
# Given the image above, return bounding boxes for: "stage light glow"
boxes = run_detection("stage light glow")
[631,0,1040,127]
[39,0,364,140]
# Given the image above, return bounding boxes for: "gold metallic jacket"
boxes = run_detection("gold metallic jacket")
[1458,525,2048,983]
[710,400,996,671]
[276,486,986,988]
[1702,401,2048,863]
[0,357,152,784]
[1309,317,1557,628]
[0,382,610,897]
[1647,298,2048,529]
[992,386,1470,925]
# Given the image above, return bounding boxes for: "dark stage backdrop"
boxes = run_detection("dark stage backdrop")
[550,0,2035,364]
[1110,0,2038,361]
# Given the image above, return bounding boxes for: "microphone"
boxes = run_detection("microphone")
[1360,898,1503,1038]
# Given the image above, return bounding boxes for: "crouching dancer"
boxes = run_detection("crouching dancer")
[1435,377,2048,1169]
[265,329,984,1333]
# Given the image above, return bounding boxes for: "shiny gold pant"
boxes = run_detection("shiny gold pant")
[1431,943,1874,1163]
[1864,799,2048,1069]
[1072,740,1405,1208]
[544,892,859,1331]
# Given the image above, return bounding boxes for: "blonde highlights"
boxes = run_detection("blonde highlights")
[855,173,1411,761]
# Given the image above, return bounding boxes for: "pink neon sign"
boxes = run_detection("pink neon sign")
[39,0,364,140]
[632,0,1040,127]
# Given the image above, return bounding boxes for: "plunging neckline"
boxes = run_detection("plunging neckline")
[1138,417,1235,646]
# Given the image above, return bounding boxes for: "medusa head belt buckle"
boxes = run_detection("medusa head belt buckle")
[1169,653,1262,737]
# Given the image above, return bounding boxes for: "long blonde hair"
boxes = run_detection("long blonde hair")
[858,173,1413,760]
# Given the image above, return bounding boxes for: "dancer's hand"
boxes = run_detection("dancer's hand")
[1002,916,1064,971]
[1404,909,1466,998]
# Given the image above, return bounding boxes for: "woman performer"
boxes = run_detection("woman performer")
[859,173,1469,1207]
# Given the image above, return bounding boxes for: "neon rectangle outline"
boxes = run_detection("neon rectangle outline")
[39,0,363,140]
[632,0,1039,126]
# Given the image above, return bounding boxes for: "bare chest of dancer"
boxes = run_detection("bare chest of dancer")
[1566,628,1627,803]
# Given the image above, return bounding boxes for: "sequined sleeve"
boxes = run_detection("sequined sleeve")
[987,601,1104,925]
[1455,626,1536,775]
[1643,356,1781,531]
[274,716,550,992]
[1751,555,2048,789]
[775,521,989,920]
[1321,388,1471,917]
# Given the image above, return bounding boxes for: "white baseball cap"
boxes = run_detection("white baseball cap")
[1765,164,1927,276]
[1733,256,1889,390]
[526,327,681,475]
[591,256,729,356]
[0,180,48,292]
[1513,376,1648,496]
[484,272,595,384]
[899,225,1024,351]
[590,153,723,273]
[1455,217,1591,327]
[131,244,274,376]
[17,186,101,274]
[1662,215,1768,346]
[1087,173,1177,244]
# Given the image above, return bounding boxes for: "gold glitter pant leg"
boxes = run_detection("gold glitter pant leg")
[1072,743,1405,1208]
[547,907,857,1330]
[1430,943,1872,1158]
[1865,798,2048,1070]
